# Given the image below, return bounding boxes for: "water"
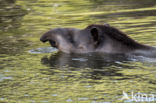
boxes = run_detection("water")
[28,47,58,54]
[0,0,156,103]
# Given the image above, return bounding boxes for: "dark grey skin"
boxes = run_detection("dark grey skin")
[40,24,156,58]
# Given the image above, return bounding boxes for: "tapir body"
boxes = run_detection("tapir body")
[40,24,156,58]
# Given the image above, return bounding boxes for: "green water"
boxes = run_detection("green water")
[0,0,156,103]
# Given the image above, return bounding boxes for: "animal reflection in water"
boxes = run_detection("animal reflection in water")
[41,52,138,78]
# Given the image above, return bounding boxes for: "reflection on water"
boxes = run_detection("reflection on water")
[41,52,156,79]
[41,52,132,69]
[41,53,128,77]
[0,0,156,103]
[0,0,27,31]
[0,0,29,55]
[0,39,30,55]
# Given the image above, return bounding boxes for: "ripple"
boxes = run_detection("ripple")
[72,58,88,62]
[28,47,58,54]
[0,74,13,82]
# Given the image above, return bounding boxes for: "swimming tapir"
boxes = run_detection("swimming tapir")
[40,24,156,57]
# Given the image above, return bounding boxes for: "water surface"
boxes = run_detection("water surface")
[0,0,156,103]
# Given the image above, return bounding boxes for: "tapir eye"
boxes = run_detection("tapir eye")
[49,40,57,47]
[51,41,56,45]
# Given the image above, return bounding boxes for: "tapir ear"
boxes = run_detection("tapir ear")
[90,27,100,42]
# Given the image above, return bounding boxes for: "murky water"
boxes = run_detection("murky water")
[0,0,156,103]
